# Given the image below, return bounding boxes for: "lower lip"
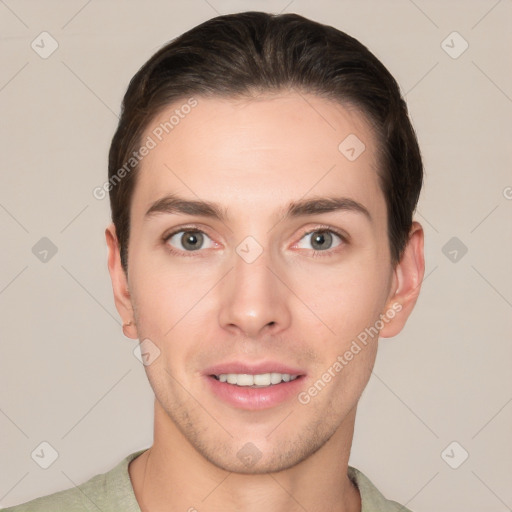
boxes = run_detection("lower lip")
[205,375,305,410]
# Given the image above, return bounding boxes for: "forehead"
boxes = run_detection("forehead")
[130,92,385,226]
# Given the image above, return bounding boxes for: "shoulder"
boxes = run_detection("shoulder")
[1,449,147,512]
[348,465,414,512]
[1,479,98,512]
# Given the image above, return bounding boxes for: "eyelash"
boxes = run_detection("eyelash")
[161,224,348,259]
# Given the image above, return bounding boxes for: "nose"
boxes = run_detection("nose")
[217,244,291,339]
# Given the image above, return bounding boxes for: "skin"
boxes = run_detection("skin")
[106,91,424,512]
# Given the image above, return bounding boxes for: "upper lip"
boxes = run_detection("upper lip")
[203,361,306,376]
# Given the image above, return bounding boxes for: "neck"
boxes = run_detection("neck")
[129,400,361,512]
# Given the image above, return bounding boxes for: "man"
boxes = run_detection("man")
[4,11,424,512]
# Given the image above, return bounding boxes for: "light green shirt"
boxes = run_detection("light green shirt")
[2,449,413,511]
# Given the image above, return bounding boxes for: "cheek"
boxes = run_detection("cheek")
[129,246,213,332]
[299,269,383,409]
[293,257,390,343]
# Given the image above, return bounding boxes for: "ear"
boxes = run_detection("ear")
[105,222,138,339]
[379,221,425,338]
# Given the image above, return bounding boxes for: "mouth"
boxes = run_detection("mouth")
[204,365,306,409]
[210,372,301,388]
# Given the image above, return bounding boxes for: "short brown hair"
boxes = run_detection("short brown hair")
[108,11,423,272]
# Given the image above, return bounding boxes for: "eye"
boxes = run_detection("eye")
[164,229,215,254]
[296,228,345,254]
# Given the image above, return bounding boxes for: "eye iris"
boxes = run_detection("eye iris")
[182,231,203,251]
[311,231,332,250]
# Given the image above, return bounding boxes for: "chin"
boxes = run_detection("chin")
[193,424,336,475]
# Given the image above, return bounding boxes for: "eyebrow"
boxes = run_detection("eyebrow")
[144,194,372,223]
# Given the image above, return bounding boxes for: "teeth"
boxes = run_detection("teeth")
[215,373,299,387]
[254,373,270,386]
[270,372,283,384]
[236,374,254,386]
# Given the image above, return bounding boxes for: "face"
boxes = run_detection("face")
[107,91,422,474]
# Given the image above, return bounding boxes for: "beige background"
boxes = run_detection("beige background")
[1,0,511,510]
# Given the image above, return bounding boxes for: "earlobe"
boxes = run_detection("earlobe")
[105,223,138,339]
[379,221,425,339]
